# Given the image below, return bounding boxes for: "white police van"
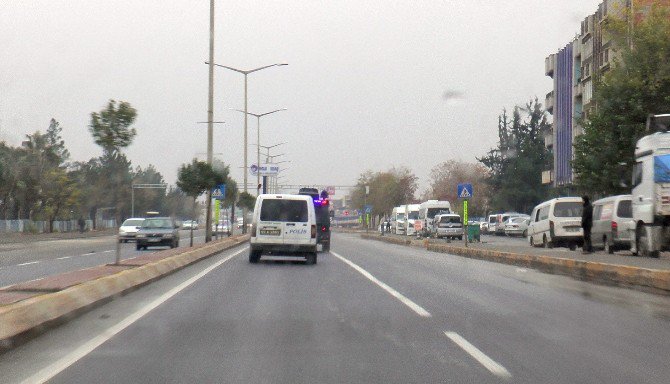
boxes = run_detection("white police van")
[249,194,318,264]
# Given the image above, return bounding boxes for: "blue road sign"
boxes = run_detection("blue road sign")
[212,184,226,200]
[364,205,372,214]
[457,183,473,199]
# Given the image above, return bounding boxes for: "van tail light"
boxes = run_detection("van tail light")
[311,225,317,238]
[611,221,618,234]
[251,223,257,237]
[549,220,555,237]
[321,226,327,232]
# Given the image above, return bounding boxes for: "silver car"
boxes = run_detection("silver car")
[504,216,530,237]
[591,195,633,254]
[434,214,464,240]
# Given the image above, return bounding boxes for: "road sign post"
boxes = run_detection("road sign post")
[457,183,473,247]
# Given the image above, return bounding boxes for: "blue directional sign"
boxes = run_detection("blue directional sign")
[212,184,226,200]
[364,205,373,214]
[457,183,473,199]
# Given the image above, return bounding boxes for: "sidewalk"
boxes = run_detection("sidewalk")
[360,232,670,295]
[0,229,116,245]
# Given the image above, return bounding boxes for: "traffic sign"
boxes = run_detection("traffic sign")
[212,184,226,200]
[364,205,372,214]
[457,183,473,199]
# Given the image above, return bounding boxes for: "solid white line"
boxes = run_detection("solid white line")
[330,251,431,317]
[444,331,511,378]
[56,256,71,260]
[16,261,39,266]
[21,246,247,384]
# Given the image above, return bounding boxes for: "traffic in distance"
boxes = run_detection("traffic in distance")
[368,118,670,259]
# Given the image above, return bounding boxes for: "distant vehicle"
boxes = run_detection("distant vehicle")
[494,213,526,235]
[249,194,317,264]
[391,206,406,235]
[433,213,463,240]
[212,220,231,234]
[528,197,583,250]
[181,220,199,230]
[484,214,498,234]
[237,217,244,229]
[504,216,530,237]
[405,204,421,236]
[418,200,451,237]
[298,188,331,251]
[592,195,633,254]
[135,217,180,250]
[630,115,670,257]
[118,218,145,243]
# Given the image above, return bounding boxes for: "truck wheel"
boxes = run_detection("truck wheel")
[636,224,659,258]
[604,238,614,254]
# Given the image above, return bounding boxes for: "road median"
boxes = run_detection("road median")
[360,233,670,295]
[0,235,249,347]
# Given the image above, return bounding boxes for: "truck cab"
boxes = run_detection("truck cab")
[630,114,670,257]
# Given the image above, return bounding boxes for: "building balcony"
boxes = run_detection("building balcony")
[574,82,583,97]
[545,55,555,77]
[542,170,554,185]
[544,131,554,149]
[545,91,554,114]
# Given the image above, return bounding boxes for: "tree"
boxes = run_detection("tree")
[177,160,227,244]
[479,99,551,213]
[427,160,491,216]
[350,167,418,218]
[573,5,670,196]
[89,100,138,156]
[40,168,80,232]
[132,164,166,217]
[237,191,256,211]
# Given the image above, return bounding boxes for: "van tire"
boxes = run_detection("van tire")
[543,235,553,249]
[529,236,534,247]
[249,250,261,263]
[305,252,317,265]
[569,243,577,251]
[604,238,614,254]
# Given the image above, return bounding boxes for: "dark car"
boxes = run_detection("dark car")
[135,217,180,250]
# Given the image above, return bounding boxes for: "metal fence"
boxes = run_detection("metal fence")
[0,219,117,233]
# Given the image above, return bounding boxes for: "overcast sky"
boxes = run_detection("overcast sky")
[0,0,602,195]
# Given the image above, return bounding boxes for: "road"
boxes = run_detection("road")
[2,233,670,383]
[0,229,236,288]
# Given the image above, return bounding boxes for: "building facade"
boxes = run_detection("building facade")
[541,0,663,187]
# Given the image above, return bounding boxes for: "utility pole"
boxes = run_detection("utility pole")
[205,0,215,243]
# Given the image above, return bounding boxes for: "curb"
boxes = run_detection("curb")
[0,235,249,344]
[360,233,670,295]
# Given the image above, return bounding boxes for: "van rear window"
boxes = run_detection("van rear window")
[553,202,582,217]
[260,199,308,222]
[617,200,632,218]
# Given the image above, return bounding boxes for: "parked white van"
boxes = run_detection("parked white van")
[528,197,583,250]
[405,204,421,236]
[591,195,633,254]
[418,200,451,235]
[391,206,406,235]
[249,194,318,264]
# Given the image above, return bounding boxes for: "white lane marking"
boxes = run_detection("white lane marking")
[444,331,512,379]
[330,251,431,317]
[56,256,71,260]
[21,246,247,384]
[16,261,39,266]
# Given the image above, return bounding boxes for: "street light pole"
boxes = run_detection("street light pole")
[205,0,215,243]
[206,62,287,233]
[233,108,286,192]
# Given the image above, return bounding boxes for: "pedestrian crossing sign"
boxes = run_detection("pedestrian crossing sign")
[457,183,473,199]
[212,184,226,200]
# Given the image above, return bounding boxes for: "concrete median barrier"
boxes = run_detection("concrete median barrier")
[0,235,249,345]
[360,233,670,295]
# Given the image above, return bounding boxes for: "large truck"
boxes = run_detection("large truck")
[391,206,406,235]
[405,204,421,236]
[630,114,670,257]
[418,200,451,236]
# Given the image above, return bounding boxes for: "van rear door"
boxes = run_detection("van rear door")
[258,198,286,244]
[282,199,311,245]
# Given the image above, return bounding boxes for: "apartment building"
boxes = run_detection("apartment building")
[542,0,667,187]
